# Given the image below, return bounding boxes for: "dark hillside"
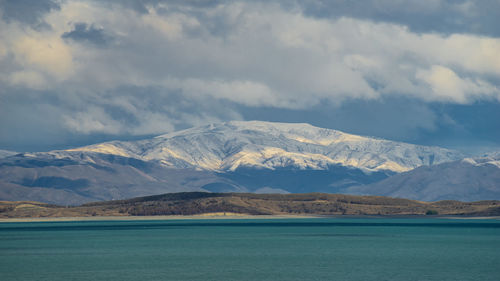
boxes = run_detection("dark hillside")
[1,192,499,218]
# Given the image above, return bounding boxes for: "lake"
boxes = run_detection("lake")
[1,218,499,281]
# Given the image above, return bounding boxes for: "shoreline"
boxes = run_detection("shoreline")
[1,214,499,223]
[0,214,318,222]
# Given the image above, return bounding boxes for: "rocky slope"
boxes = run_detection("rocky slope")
[0,152,228,205]
[344,154,500,201]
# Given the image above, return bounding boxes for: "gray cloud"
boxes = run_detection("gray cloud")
[239,98,439,141]
[62,22,113,46]
[0,85,242,151]
[238,98,500,154]
[0,0,59,29]
[297,0,500,37]
[0,0,499,153]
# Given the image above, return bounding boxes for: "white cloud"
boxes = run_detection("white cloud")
[127,112,176,135]
[8,70,48,90]
[13,35,74,78]
[0,42,6,58]
[416,65,500,103]
[1,0,499,136]
[141,7,199,41]
[174,78,279,107]
[63,106,122,134]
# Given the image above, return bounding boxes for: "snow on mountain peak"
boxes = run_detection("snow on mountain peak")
[462,152,500,169]
[65,121,463,173]
[0,149,17,158]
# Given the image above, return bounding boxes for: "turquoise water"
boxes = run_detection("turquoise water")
[0,218,499,281]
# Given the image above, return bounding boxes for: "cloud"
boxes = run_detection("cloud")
[237,97,441,142]
[297,0,500,37]
[8,70,48,90]
[416,65,499,103]
[12,35,74,78]
[63,106,123,134]
[0,0,499,152]
[55,85,243,135]
[0,0,60,29]
[62,22,112,46]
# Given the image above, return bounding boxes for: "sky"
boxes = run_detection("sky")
[0,0,499,154]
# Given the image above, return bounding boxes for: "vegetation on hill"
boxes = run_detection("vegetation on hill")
[1,192,499,219]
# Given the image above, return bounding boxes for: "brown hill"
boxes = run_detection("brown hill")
[1,192,499,219]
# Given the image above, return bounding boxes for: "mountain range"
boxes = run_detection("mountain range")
[345,155,500,202]
[66,121,462,173]
[0,150,16,158]
[0,121,498,205]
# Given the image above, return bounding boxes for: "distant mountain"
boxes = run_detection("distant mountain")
[483,151,500,159]
[0,151,391,204]
[0,152,229,205]
[67,121,462,173]
[0,150,16,158]
[344,154,500,202]
[0,121,470,205]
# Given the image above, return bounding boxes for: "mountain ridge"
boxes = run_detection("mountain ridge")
[2,121,497,205]
[64,121,463,173]
[0,150,17,158]
[344,154,500,201]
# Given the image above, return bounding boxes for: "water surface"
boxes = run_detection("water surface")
[1,218,499,281]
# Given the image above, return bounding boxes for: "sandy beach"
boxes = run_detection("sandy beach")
[1,213,499,223]
[0,213,321,223]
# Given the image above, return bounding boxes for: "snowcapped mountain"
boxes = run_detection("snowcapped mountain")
[344,153,500,202]
[461,154,500,169]
[0,150,17,158]
[65,121,462,173]
[1,121,478,205]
